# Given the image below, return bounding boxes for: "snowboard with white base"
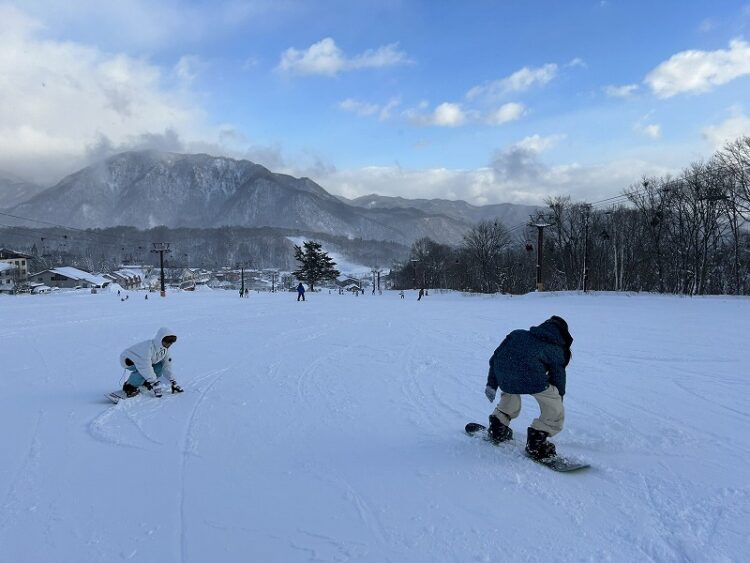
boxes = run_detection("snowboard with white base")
[105,386,180,404]
[105,390,134,404]
[465,422,590,472]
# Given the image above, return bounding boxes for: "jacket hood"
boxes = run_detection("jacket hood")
[530,317,573,347]
[153,327,177,347]
[530,317,573,367]
[529,321,567,346]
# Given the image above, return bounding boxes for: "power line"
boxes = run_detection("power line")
[0,210,158,246]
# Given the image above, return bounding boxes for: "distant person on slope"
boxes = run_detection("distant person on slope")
[483,316,573,460]
[120,327,183,398]
[297,283,305,301]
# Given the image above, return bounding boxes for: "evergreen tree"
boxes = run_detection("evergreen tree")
[292,240,340,291]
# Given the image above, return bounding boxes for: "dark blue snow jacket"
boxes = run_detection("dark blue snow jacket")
[486,319,572,397]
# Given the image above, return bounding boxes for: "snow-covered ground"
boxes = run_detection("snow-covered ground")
[1,289,748,562]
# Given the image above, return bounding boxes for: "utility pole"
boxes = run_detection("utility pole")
[151,242,171,297]
[410,259,420,289]
[270,270,277,292]
[371,269,382,294]
[532,223,552,292]
[240,265,245,295]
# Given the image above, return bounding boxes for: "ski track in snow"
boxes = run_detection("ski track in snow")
[178,365,234,563]
[0,409,44,532]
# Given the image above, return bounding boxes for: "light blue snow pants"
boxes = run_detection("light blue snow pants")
[125,361,164,387]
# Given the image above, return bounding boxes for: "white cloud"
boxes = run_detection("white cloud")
[566,58,587,69]
[486,102,526,125]
[702,109,750,148]
[408,102,468,127]
[313,155,673,207]
[515,134,566,153]
[317,165,501,204]
[639,124,662,139]
[338,97,401,121]
[466,63,558,100]
[277,37,411,76]
[0,5,212,183]
[338,99,380,117]
[309,133,673,207]
[174,55,205,83]
[11,0,285,51]
[378,97,401,121]
[604,84,639,98]
[431,103,466,127]
[645,39,750,98]
[501,64,558,91]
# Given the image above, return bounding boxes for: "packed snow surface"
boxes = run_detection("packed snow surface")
[0,289,748,562]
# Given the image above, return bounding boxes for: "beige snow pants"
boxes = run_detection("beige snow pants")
[492,384,565,436]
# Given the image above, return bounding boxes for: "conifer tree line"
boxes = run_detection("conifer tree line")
[391,136,750,296]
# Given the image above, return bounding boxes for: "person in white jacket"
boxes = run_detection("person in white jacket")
[120,327,183,398]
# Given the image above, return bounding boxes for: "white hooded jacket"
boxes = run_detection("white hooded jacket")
[119,327,176,384]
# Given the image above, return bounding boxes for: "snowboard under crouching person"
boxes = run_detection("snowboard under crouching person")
[120,327,183,398]
[484,316,573,460]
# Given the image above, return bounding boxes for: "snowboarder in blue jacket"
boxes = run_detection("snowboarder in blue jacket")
[297,283,305,301]
[484,316,573,460]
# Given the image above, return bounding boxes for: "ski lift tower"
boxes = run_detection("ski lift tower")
[151,242,172,297]
[531,222,552,292]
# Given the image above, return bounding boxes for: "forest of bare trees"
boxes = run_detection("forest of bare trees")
[391,136,750,296]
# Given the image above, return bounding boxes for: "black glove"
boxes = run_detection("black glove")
[485,385,497,402]
[171,381,184,394]
[143,380,162,397]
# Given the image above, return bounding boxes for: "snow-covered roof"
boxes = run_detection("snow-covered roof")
[115,269,140,277]
[0,248,32,259]
[49,267,110,286]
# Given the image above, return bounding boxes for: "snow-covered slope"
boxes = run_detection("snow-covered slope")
[0,290,747,561]
[0,172,46,209]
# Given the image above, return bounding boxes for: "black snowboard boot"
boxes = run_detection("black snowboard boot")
[487,414,513,444]
[122,382,140,398]
[525,427,557,460]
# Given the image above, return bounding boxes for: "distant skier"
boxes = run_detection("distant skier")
[400,290,405,299]
[418,288,424,301]
[297,283,305,301]
[119,327,183,398]
[483,316,573,460]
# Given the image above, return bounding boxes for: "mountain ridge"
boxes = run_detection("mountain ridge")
[5,151,539,245]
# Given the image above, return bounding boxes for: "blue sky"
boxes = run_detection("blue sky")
[1,1,749,204]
